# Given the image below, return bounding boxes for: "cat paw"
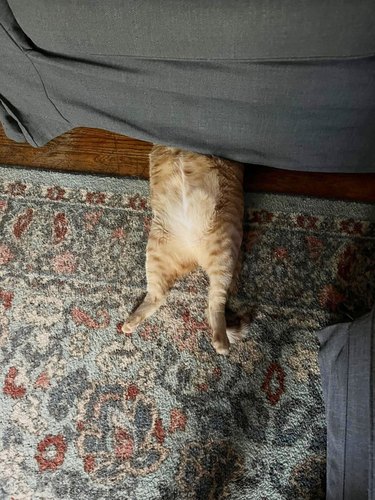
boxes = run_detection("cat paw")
[121,322,134,334]
[121,315,141,334]
[212,339,230,356]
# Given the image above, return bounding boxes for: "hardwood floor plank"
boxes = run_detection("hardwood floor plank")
[0,127,151,176]
[244,167,375,203]
[0,125,374,202]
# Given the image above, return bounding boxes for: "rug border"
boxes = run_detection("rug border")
[1,163,374,220]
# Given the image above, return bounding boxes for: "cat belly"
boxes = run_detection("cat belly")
[167,198,213,246]
[153,162,219,247]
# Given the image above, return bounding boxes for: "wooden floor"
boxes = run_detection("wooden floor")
[0,125,374,202]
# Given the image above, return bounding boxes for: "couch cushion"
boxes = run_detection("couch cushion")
[7,0,375,60]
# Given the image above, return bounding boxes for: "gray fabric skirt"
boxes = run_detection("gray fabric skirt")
[1,0,375,172]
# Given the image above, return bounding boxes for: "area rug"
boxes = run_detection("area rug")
[1,165,374,500]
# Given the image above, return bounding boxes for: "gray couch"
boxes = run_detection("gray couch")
[1,0,375,172]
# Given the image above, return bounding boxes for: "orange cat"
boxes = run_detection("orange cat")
[122,145,245,354]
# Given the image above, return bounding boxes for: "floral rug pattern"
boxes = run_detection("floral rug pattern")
[0,166,374,499]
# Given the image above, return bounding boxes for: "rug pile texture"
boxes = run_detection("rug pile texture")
[0,165,374,499]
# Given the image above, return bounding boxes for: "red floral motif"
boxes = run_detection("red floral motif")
[112,227,126,240]
[139,324,159,341]
[306,236,324,260]
[76,420,85,432]
[127,194,147,211]
[115,428,134,460]
[35,371,50,390]
[197,383,209,392]
[7,182,26,197]
[47,186,65,201]
[318,284,346,312]
[84,454,95,473]
[262,362,285,405]
[0,289,14,309]
[182,310,206,329]
[340,219,364,235]
[0,244,14,265]
[86,192,106,205]
[250,210,274,225]
[274,247,288,260]
[3,367,26,399]
[71,307,110,329]
[53,212,68,244]
[0,200,8,211]
[13,208,34,239]
[77,383,169,479]
[153,418,166,444]
[84,210,103,230]
[125,384,140,401]
[337,245,358,281]
[35,435,67,471]
[296,215,319,230]
[174,310,208,352]
[53,251,77,274]
[169,408,187,433]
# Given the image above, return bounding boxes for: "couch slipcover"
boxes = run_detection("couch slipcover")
[1,0,375,172]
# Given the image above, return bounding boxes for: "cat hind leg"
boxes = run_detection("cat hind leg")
[122,237,177,333]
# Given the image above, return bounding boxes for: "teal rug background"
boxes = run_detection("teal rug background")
[0,165,374,499]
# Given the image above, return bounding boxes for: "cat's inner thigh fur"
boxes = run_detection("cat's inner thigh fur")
[122,145,244,355]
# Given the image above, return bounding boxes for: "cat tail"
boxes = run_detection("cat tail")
[225,307,251,344]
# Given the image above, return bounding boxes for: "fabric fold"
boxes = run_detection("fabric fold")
[317,307,375,499]
[0,1,71,146]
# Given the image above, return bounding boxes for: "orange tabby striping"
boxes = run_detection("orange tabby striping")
[122,145,245,355]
